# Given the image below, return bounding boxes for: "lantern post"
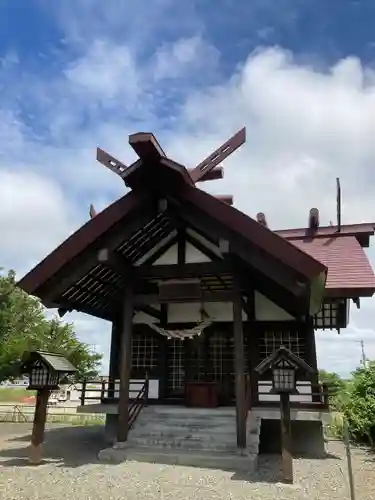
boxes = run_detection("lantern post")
[255,346,315,483]
[21,351,77,464]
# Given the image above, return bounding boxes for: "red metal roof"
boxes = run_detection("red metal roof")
[289,236,375,297]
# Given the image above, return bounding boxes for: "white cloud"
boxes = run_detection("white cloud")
[1,32,375,375]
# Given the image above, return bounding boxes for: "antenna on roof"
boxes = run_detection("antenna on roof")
[336,177,341,232]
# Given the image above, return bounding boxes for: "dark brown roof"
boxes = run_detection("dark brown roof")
[18,191,143,294]
[18,185,326,300]
[178,186,325,280]
[290,236,375,297]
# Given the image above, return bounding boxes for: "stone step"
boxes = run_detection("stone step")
[98,445,258,472]
[131,429,237,442]
[143,407,236,417]
[133,421,236,431]
[134,420,260,435]
[127,436,259,453]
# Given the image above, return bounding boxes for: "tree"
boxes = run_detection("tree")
[318,369,347,411]
[319,369,345,394]
[344,362,375,446]
[0,269,102,383]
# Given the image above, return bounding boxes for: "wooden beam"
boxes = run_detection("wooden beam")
[187,166,224,182]
[97,248,130,276]
[185,233,220,262]
[134,290,234,305]
[135,261,230,280]
[129,132,166,162]
[177,228,186,267]
[117,282,134,442]
[215,195,233,206]
[190,128,246,183]
[239,264,303,318]
[137,305,163,321]
[174,200,306,297]
[97,147,128,176]
[233,273,247,449]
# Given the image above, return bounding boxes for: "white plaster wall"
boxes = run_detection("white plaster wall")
[113,379,159,399]
[133,296,293,324]
[133,306,160,324]
[185,242,211,263]
[255,292,294,321]
[168,302,247,323]
[258,381,312,403]
[153,242,212,265]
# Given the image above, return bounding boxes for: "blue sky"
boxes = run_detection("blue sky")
[1,0,375,376]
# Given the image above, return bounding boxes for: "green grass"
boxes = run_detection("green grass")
[0,409,105,426]
[0,387,36,402]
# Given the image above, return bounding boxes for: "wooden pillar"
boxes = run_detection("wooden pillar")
[280,392,293,483]
[233,274,247,449]
[29,388,50,464]
[108,318,121,399]
[117,282,134,443]
[305,318,319,402]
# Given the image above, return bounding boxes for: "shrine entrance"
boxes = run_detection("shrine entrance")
[164,326,249,405]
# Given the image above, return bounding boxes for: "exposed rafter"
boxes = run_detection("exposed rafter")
[98,248,130,277]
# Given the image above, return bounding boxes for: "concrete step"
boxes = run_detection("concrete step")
[143,407,236,418]
[127,435,260,453]
[133,420,260,435]
[133,421,236,431]
[98,445,258,473]
[131,429,237,442]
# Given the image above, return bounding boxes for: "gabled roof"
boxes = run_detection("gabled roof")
[21,351,77,373]
[18,185,326,301]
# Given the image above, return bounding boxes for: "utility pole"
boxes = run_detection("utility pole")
[360,340,367,367]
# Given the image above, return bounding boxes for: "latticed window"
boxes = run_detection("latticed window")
[259,329,306,361]
[314,300,347,329]
[131,333,158,370]
[167,339,185,395]
[207,331,249,382]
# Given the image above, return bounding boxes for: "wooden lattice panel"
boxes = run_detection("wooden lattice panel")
[259,328,306,361]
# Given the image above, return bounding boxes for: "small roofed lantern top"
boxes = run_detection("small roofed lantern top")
[255,346,316,394]
[21,351,77,390]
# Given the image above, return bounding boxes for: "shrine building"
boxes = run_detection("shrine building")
[18,129,375,466]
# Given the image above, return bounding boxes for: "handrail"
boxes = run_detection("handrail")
[128,372,149,431]
[79,378,148,406]
[79,374,149,430]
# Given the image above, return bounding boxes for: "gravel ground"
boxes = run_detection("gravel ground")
[0,423,373,500]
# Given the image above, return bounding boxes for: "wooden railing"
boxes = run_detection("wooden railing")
[254,382,330,410]
[79,375,149,407]
[129,374,149,430]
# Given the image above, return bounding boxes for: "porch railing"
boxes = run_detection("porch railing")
[79,374,149,407]
[254,382,329,410]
